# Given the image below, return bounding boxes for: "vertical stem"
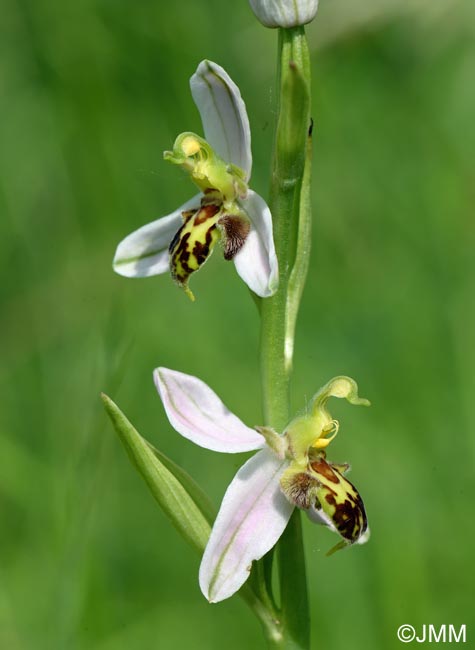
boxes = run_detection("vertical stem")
[260,27,311,430]
[259,24,289,426]
[277,512,310,649]
[260,27,312,650]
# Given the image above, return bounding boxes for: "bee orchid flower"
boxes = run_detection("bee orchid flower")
[154,367,370,603]
[113,60,278,301]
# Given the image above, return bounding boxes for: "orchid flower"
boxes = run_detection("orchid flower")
[113,60,278,301]
[154,367,370,603]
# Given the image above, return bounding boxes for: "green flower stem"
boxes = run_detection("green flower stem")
[275,511,310,650]
[260,26,311,428]
[259,26,312,650]
[240,583,283,646]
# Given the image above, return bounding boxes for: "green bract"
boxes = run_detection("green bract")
[101,393,212,554]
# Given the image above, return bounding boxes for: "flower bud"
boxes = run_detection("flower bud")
[249,0,318,28]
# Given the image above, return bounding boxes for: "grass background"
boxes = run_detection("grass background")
[1,0,474,648]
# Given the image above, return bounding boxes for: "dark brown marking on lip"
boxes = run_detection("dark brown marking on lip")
[192,240,208,266]
[339,504,362,539]
[169,222,186,254]
[337,492,367,541]
[311,459,340,484]
[192,226,216,266]
[174,231,191,259]
[311,457,368,542]
[194,203,220,226]
[170,231,193,283]
[181,209,197,223]
[324,492,360,540]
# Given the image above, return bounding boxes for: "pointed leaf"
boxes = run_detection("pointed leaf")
[146,441,215,524]
[101,393,211,553]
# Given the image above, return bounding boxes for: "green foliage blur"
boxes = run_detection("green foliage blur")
[1,0,474,648]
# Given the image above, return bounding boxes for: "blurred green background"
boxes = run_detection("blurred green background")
[1,0,474,648]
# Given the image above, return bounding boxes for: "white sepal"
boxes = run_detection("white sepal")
[190,60,252,180]
[199,448,292,602]
[154,368,265,453]
[234,190,279,297]
[113,195,201,278]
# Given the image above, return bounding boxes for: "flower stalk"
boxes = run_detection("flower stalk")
[260,26,311,429]
[259,26,312,649]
